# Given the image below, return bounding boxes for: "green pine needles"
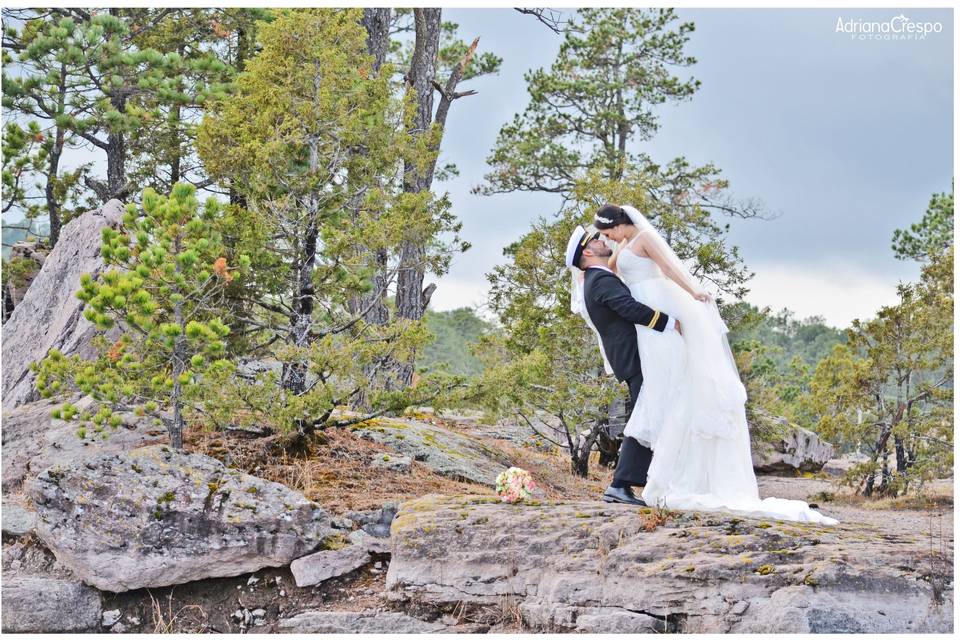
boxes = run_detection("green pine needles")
[33,183,248,449]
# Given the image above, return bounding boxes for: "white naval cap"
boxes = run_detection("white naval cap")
[564,224,599,269]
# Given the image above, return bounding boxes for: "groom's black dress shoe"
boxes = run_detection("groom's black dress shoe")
[602,485,647,506]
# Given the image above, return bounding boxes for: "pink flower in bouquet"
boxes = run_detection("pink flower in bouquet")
[495,467,537,503]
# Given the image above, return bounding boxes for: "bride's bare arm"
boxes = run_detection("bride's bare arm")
[635,231,709,301]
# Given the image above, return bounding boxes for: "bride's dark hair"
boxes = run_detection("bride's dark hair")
[593,204,633,230]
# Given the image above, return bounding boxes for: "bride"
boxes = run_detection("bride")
[584,203,837,525]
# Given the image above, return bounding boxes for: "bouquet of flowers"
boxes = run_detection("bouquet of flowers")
[495,467,538,503]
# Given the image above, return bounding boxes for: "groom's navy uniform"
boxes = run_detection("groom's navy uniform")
[583,265,672,487]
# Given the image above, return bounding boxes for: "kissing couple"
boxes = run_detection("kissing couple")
[565,203,837,524]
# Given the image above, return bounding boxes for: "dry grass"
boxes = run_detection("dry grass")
[263,428,495,513]
[485,438,610,502]
[147,589,208,633]
[186,426,492,514]
[183,417,613,514]
[639,502,678,532]
[807,482,954,512]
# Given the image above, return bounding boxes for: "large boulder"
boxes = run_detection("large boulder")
[385,495,952,633]
[350,418,512,485]
[26,445,334,592]
[2,200,125,411]
[752,417,834,475]
[2,395,167,492]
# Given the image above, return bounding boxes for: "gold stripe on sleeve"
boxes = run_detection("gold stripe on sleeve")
[646,310,661,329]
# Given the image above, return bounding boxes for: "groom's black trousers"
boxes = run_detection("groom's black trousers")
[611,372,654,487]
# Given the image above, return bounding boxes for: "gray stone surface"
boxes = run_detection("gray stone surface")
[752,419,834,475]
[290,545,373,587]
[1,573,102,633]
[26,445,332,592]
[101,609,122,628]
[573,609,663,633]
[2,499,37,537]
[386,495,952,633]
[279,611,446,633]
[350,418,512,485]
[2,201,126,411]
[348,529,390,554]
[345,502,398,538]
[370,452,413,473]
[2,395,168,492]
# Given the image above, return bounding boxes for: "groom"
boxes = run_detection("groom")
[565,225,682,506]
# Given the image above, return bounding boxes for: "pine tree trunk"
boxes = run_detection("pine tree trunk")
[393,9,442,387]
[362,8,391,69]
[348,7,391,331]
[571,428,597,477]
[283,218,317,399]
[45,128,64,246]
[170,333,186,450]
[894,435,908,473]
[45,62,68,246]
[168,56,183,187]
[169,240,186,450]
[228,21,251,208]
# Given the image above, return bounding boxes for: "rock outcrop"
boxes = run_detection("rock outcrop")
[1,534,102,633]
[26,445,334,592]
[752,419,834,475]
[1,395,167,492]
[350,418,512,485]
[385,495,952,633]
[2,200,126,411]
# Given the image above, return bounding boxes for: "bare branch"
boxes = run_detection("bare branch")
[514,8,568,34]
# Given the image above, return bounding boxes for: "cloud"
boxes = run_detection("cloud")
[739,261,919,328]
[430,276,492,316]
[431,259,919,330]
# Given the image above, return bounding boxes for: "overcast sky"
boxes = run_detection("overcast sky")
[3,7,951,328]
[431,7,954,328]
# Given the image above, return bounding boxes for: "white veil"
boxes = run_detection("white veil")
[621,205,732,334]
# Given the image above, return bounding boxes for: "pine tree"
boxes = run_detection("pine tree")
[122,8,269,196]
[2,8,233,211]
[892,183,954,262]
[33,183,247,449]
[2,12,93,244]
[197,9,463,442]
[807,248,953,496]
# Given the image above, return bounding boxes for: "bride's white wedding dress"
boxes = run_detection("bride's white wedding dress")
[616,241,838,525]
